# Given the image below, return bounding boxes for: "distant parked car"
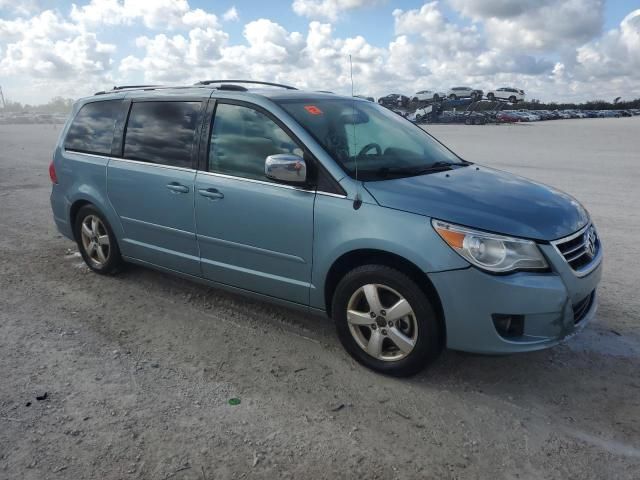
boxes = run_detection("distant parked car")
[533,110,555,120]
[496,111,521,123]
[517,110,541,121]
[447,87,483,101]
[486,87,525,103]
[411,90,446,103]
[354,95,375,102]
[378,93,410,108]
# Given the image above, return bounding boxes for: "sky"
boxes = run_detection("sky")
[0,0,639,104]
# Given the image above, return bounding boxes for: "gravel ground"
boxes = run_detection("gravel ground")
[1,118,639,479]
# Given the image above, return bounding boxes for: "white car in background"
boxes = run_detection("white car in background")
[486,87,525,103]
[411,90,446,103]
[446,86,483,100]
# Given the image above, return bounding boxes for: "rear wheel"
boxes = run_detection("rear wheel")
[509,96,517,103]
[332,265,442,377]
[74,205,122,274]
[449,94,457,100]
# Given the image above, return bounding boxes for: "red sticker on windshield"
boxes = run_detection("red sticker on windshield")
[304,105,323,115]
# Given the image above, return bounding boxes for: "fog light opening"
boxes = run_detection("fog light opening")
[492,314,525,338]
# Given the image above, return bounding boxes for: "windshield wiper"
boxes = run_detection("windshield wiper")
[373,161,465,178]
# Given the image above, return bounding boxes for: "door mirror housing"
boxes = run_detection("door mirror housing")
[265,154,307,185]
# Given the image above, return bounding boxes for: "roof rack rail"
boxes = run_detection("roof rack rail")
[94,85,162,95]
[112,84,161,91]
[194,80,297,90]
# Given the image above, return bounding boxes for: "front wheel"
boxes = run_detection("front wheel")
[332,265,442,377]
[487,93,495,101]
[509,96,517,103]
[74,204,123,274]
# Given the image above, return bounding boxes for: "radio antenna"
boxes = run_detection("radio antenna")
[350,55,362,210]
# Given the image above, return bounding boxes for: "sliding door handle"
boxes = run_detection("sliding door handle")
[198,188,224,200]
[166,182,190,194]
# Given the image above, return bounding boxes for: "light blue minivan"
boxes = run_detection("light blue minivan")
[50,81,602,376]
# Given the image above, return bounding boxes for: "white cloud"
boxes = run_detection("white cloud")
[450,0,604,51]
[393,2,483,56]
[573,9,640,80]
[70,0,218,30]
[0,0,42,16]
[1,1,639,104]
[223,6,239,22]
[292,0,382,21]
[0,10,115,79]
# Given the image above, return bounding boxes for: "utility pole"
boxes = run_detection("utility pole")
[0,86,6,109]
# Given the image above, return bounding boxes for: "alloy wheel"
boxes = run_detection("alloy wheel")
[346,284,418,362]
[80,214,110,268]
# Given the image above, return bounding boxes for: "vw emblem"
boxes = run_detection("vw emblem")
[585,226,597,259]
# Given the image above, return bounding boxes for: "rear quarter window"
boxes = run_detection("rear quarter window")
[64,100,121,155]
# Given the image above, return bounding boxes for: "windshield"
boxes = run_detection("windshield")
[277,98,465,181]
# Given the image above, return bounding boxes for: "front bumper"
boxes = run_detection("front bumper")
[430,243,602,354]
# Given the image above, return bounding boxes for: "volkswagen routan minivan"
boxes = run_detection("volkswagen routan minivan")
[50,80,603,376]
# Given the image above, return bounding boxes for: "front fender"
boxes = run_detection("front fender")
[310,195,468,310]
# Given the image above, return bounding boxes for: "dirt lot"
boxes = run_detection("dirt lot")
[1,118,639,479]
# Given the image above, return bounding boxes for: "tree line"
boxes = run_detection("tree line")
[1,97,75,114]
[520,98,640,111]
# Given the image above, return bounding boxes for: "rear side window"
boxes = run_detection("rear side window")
[64,100,121,155]
[123,101,200,168]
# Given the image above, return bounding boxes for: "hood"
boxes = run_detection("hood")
[364,166,589,241]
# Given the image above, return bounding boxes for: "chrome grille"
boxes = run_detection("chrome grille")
[552,224,601,275]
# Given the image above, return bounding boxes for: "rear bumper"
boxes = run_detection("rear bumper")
[50,186,74,240]
[430,253,602,354]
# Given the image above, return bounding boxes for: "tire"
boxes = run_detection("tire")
[332,265,442,377]
[509,96,517,103]
[433,94,440,102]
[74,204,123,274]
[487,93,495,101]
[449,94,457,100]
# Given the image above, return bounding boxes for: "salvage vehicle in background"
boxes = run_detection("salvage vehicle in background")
[50,80,603,377]
[447,87,483,101]
[496,111,521,123]
[411,90,446,103]
[378,93,410,108]
[486,87,525,103]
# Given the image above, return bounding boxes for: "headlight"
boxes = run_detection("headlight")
[432,220,548,273]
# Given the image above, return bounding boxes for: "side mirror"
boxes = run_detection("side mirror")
[265,154,307,185]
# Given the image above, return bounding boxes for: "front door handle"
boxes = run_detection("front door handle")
[166,182,190,194]
[198,188,224,200]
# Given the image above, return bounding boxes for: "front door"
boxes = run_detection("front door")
[195,101,315,305]
[107,100,203,275]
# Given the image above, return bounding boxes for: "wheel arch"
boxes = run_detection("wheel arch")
[69,199,93,240]
[324,249,446,342]
[68,191,123,243]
